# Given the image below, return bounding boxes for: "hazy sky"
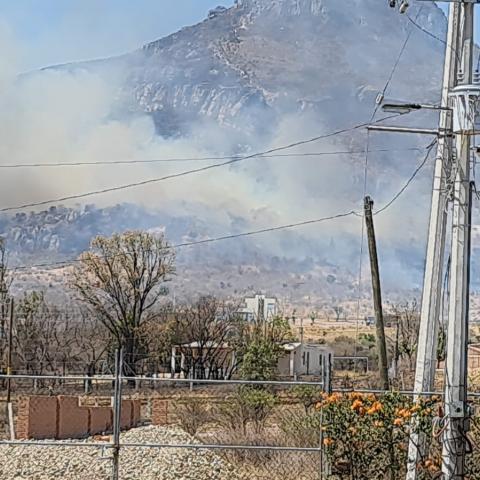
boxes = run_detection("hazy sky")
[0,0,235,71]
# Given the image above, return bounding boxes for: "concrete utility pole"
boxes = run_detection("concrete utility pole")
[406,3,459,478]
[442,1,477,476]
[364,196,389,391]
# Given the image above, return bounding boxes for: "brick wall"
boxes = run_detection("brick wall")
[89,407,113,436]
[17,396,58,440]
[57,396,90,440]
[120,400,133,430]
[16,396,141,440]
[151,399,169,426]
[132,400,141,427]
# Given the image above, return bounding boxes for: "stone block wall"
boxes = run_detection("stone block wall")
[16,396,141,440]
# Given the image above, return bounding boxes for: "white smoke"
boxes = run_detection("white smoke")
[0,14,436,293]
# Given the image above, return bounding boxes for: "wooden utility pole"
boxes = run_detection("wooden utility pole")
[364,196,389,390]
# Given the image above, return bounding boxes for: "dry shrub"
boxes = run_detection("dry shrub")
[173,398,212,436]
[279,406,322,448]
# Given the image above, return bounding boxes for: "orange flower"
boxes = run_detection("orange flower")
[394,418,403,426]
[351,399,363,410]
[323,437,334,446]
[348,392,364,401]
[326,393,341,404]
[367,401,383,414]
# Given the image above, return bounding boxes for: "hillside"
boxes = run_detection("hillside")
[9,0,452,304]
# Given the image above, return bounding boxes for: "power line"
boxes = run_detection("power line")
[374,139,437,215]
[354,6,422,367]
[0,147,423,169]
[8,140,435,271]
[371,7,422,120]
[0,113,405,213]
[405,13,460,64]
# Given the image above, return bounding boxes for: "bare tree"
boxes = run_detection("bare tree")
[392,299,420,371]
[71,231,175,376]
[13,292,81,376]
[73,311,111,391]
[139,307,179,375]
[0,238,12,377]
[333,305,343,322]
[175,297,244,380]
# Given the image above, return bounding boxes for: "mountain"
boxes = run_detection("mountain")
[57,0,446,139]
[10,0,452,306]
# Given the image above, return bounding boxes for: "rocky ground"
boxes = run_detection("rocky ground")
[0,426,248,480]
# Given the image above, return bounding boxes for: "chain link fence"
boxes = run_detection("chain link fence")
[3,358,480,479]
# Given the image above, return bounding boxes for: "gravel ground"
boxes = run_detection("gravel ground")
[0,426,248,480]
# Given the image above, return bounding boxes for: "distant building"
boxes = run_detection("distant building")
[277,343,334,379]
[171,341,333,381]
[238,294,278,322]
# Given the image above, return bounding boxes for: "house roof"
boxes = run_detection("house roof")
[281,342,333,352]
[176,341,231,349]
[281,342,302,351]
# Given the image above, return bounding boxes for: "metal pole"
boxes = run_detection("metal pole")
[5,298,14,440]
[406,4,459,478]
[364,196,389,390]
[366,125,443,135]
[111,348,123,480]
[6,298,13,404]
[442,2,474,477]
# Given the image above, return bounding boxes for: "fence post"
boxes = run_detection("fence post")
[322,353,332,395]
[111,348,123,480]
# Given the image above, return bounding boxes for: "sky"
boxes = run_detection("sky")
[0,0,235,71]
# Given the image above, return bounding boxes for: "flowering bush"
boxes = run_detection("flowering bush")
[316,392,439,479]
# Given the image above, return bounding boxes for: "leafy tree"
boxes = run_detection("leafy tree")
[71,231,175,376]
[291,385,323,413]
[240,314,292,381]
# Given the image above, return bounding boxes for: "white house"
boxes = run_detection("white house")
[170,341,333,385]
[276,343,333,380]
[238,294,278,322]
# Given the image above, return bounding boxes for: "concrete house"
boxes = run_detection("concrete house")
[171,341,333,381]
[276,342,334,379]
[237,294,278,322]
